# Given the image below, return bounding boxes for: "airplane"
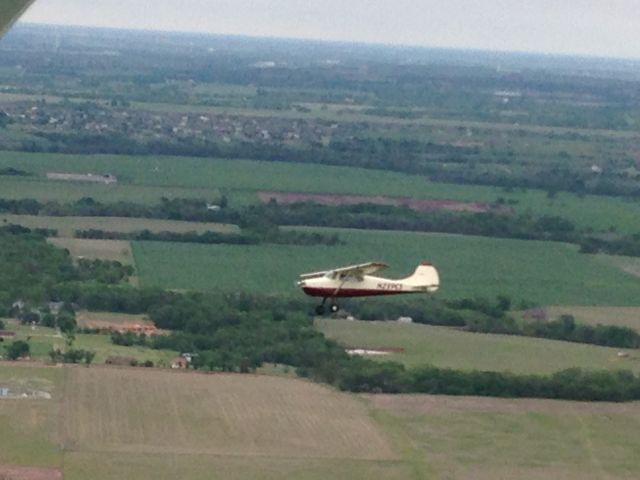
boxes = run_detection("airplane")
[297,261,439,314]
[0,0,37,38]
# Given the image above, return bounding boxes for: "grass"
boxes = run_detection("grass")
[2,214,238,237]
[3,151,640,233]
[48,238,135,264]
[316,319,640,374]
[0,151,500,198]
[0,363,63,468]
[0,175,219,204]
[133,228,640,305]
[544,306,640,329]
[64,453,411,480]
[369,395,640,480]
[3,320,178,366]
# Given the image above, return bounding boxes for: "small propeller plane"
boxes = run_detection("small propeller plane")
[297,261,439,314]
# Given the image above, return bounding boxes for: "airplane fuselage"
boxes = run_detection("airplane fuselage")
[299,274,435,298]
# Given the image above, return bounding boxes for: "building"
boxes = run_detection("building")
[171,357,189,369]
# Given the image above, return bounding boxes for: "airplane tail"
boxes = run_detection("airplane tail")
[403,262,439,292]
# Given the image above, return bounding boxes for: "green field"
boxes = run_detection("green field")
[2,214,238,237]
[0,364,63,470]
[0,176,219,204]
[132,228,640,305]
[4,151,640,232]
[316,319,639,374]
[368,394,640,479]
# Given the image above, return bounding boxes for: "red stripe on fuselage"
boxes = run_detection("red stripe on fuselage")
[302,287,416,298]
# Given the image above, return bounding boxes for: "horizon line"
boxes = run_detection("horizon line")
[15,21,640,64]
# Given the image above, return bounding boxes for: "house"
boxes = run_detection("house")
[48,302,64,314]
[171,357,189,369]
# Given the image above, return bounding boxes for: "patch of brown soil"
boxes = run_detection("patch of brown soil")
[0,466,62,480]
[365,394,640,416]
[75,312,165,335]
[259,191,512,214]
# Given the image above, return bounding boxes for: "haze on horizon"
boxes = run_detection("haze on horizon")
[18,0,640,60]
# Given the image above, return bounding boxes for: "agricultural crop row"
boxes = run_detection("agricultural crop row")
[132,228,640,306]
[2,364,640,479]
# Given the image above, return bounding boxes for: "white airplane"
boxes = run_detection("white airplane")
[297,261,439,314]
[0,0,37,38]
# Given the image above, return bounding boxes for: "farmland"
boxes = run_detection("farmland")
[2,214,238,237]
[316,319,639,374]
[368,394,640,480]
[0,364,63,470]
[132,229,640,305]
[2,364,640,479]
[48,238,135,265]
[4,151,640,233]
[62,367,393,458]
[0,175,221,204]
[545,306,640,329]
[59,367,406,480]
[3,23,640,480]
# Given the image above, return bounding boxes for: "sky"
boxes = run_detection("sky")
[20,0,640,59]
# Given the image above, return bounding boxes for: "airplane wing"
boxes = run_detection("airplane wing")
[299,261,388,279]
[0,0,37,39]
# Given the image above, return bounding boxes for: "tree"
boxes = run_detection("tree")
[5,340,30,360]
[57,311,77,334]
[83,350,96,365]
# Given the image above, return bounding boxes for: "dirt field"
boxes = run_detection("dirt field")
[61,367,395,460]
[75,311,154,330]
[0,466,62,480]
[47,238,134,265]
[258,191,512,213]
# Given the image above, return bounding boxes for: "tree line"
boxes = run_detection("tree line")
[74,227,342,247]
[345,296,640,350]
[10,195,640,259]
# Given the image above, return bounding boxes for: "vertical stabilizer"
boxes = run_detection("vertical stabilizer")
[404,262,439,291]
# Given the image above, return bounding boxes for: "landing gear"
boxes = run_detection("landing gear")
[315,298,339,316]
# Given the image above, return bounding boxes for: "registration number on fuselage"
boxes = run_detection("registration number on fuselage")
[377,282,403,291]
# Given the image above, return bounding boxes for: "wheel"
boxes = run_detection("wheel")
[330,304,339,313]
[315,305,326,315]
